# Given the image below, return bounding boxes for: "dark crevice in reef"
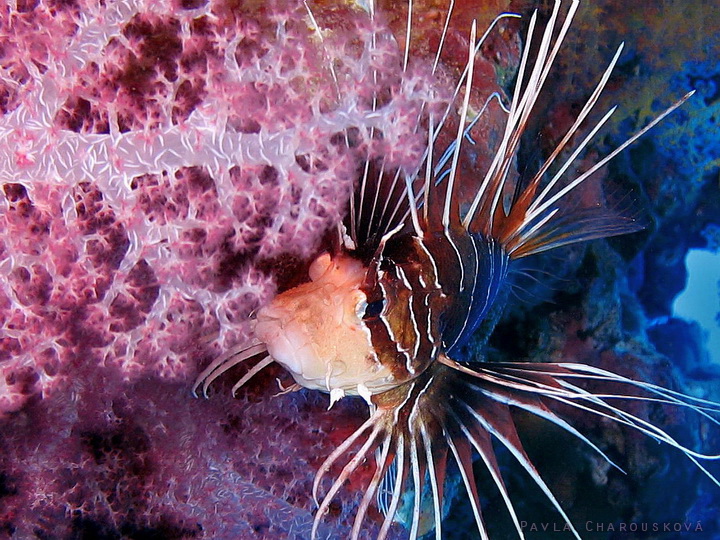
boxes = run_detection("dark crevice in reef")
[66,515,202,540]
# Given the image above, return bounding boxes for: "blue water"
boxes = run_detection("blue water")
[673,249,720,364]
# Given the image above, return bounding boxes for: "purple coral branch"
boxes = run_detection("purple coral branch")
[0,0,436,536]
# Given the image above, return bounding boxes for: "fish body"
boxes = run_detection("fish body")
[194,1,720,538]
[254,218,510,402]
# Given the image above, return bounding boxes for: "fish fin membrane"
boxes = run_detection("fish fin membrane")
[311,358,720,540]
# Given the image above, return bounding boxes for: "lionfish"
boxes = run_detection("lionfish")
[195,0,720,538]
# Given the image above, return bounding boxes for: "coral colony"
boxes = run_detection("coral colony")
[0,0,456,399]
[0,0,444,536]
[0,0,451,420]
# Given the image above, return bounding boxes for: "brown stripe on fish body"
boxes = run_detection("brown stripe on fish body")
[361,233,449,384]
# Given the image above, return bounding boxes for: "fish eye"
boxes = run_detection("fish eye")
[363,299,385,319]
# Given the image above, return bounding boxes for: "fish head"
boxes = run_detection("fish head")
[253,252,397,402]
[254,239,447,403]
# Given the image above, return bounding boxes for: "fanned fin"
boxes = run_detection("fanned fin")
[449,0,693,258]
[311,358,720,539]
[192,341,269,398]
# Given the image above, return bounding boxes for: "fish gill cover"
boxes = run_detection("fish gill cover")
[0,0,718,539]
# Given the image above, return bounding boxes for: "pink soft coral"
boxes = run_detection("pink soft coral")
[0,0,445,536]
[0,0,444,412]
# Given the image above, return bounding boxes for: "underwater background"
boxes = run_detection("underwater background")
[453,1,720,539]
[0,0,718,539]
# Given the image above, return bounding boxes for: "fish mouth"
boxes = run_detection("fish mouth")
[253,305,282,324]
